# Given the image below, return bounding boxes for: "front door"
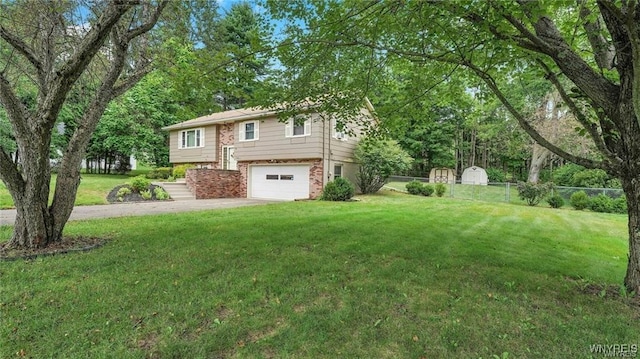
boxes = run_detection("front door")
[222,146,237,170]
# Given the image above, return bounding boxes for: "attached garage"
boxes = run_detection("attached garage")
[249,164,310,200]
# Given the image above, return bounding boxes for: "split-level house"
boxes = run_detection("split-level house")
[162,99,376,200]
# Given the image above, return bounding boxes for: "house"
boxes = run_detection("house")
[162,99,376,200]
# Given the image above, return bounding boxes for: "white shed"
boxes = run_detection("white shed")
[429,167,456,184]
[461,166,488,185]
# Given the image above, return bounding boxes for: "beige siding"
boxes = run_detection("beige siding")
[168,125,218,164]
[327,109,373,163]
[234,114,324,162]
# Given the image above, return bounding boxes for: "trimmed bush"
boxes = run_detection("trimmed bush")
[146,167,173,179]
[589,194,613,213]
[570,190,590,210]
[116,186,132,202]
[435,183,447,197]
[516,181,553,206]
[406,180,424,195]
[173,164,197,178]
[320,177,355,201]
[129,175,151,193]
[547,194,564,209]
[140,189,152,200]
[421,184,435,197]
[154,187,170,200]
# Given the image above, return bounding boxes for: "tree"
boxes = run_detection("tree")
[264,1,640,291]
[155,1,271,117]
[355,137,412,194]
[85,71,180,170]
[0,1,167,248]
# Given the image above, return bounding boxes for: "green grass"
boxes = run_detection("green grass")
[0,173,145,209]
[1,191,637,358]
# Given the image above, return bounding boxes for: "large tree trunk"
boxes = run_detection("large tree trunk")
[0,2,167,249]
[527,143,550,183]
[621,176,640,293]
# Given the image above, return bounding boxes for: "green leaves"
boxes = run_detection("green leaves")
[355,137,412,194]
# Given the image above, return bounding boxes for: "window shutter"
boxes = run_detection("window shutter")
[197,129,203,147]
[304,120,311,136]
[180,131,185,148]
[285,119,292,137]
[254,122,259,140]
[331,119,336,138]
[239,123,245,141]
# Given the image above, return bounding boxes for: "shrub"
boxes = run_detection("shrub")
[355,137,412,194]
[173,164,197,178]
[154,187,170,200]
[552,164,585,186]
[129,175,151,193]
[421,184,435,197]
[589,194,614,213]
[570,190,590,210]
[406,180,424,195]
[140,189,152,200]
[547,194,564,209]
[435,183,447,197]
[116,186,131,202]
[613,196,628,214]
[486,168,506,183]
[571,169,608,188]
[516,181,553,206]
[320,177,355,201]
[146,167,173,179]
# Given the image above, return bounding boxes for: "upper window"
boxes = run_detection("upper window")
[179,128,204,149]
[285,118,311,137]
[239,121,259,141]
[332,119,348,140]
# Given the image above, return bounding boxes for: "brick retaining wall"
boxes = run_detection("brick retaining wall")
[185,168,243,199]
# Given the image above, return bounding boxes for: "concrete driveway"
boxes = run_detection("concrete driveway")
[0,198,277,225]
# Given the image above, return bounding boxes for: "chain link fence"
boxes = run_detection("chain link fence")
[386,175,624,205]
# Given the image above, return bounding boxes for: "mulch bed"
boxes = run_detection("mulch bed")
[106,184,170,203]
[0,236,107,261]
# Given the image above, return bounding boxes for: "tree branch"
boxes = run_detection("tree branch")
[579,1,616,70]
[0,24,45,85]
[463,60,608,171]
[0,72,30,141]
[0,149,24,195]
[124,0,169,42]
[536,59,621,167]
[111,63,153,99]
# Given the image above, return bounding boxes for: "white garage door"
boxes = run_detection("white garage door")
[250,165,310,200]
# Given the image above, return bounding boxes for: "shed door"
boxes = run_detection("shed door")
[250,165,310,200]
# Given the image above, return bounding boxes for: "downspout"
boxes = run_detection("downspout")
[322,114,327,188]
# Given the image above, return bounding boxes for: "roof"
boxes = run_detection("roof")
[162,107,278,131]
[162,97,377,131]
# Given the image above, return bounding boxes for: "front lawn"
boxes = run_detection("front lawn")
[0,173,144,209]
[0,192,637,358]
